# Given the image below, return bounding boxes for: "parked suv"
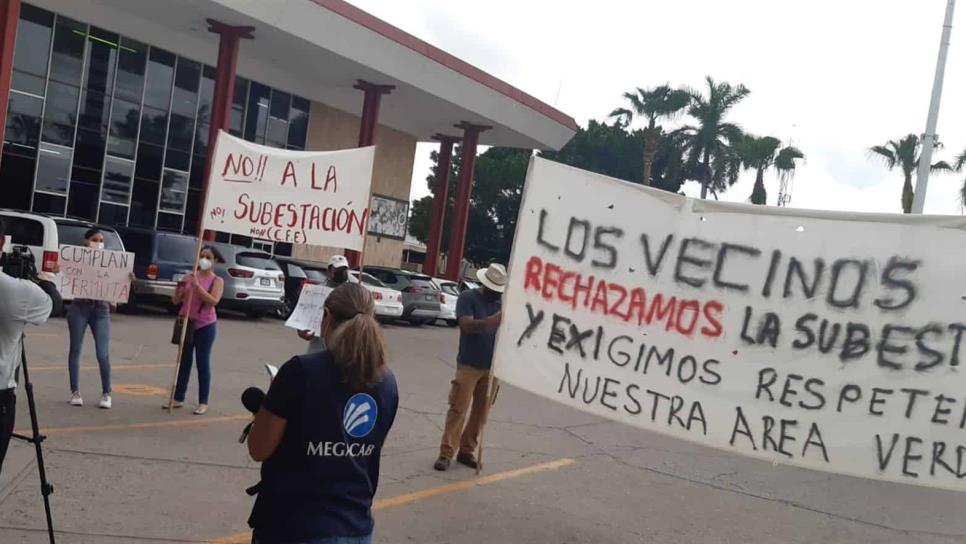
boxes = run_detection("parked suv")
[363,266,441,325]
[211,243,285,318]
[115,227,197,310]
[53,218,125,251]
[274,257,314,318]
[0,209,61,276]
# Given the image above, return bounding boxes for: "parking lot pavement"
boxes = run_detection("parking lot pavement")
[0,308,965,543]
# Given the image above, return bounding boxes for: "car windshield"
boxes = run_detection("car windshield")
[357,272,386,288]
[237,252,280,270]
[409,275,437,290]
[157,235,198,263]
[58,224,124,250]
[440,283,459,296]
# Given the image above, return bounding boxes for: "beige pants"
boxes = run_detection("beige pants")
[439,364,499,459]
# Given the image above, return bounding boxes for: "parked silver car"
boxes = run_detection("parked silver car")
[208,243,285,318]
[363,266,441,325]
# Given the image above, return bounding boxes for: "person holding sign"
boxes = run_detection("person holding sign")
[247,283,398,544]
[170,246,224,415]
[66,228,129,410]
[297,254,352,354]
[433,264,506,472]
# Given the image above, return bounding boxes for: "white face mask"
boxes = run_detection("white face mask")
[90,241,104,250]
[198,258,213,271]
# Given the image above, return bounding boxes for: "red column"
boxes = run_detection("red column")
[0,0,21,140]
[423,134,459,276]
[347,80,393,267]
[198,19,254,240]
[445,122,490,281]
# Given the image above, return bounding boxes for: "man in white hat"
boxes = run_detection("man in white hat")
[434,263,506,471]
[298,254,352,353]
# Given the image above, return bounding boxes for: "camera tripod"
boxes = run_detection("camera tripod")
[11,335,56,543]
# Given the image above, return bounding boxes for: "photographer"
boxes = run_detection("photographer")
[247,283,398,544]
[0,218,62,473]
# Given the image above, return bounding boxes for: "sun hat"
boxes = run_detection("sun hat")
[476,263,507,293]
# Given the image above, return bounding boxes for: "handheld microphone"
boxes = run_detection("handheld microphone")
[241,387,265,414]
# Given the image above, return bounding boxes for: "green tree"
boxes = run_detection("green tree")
[869,134,951,213]
[949,147,966,212]
[608,84,690,186]
[736,135,804,205]
[679,76,749,199]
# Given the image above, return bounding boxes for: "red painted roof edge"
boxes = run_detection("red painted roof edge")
[310,0,579,132]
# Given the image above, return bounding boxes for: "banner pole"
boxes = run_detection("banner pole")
[475,371,498,476]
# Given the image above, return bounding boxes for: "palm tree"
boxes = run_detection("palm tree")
[870,134,952,213]
[679,76,750,199]
[736,135,804,205]
[609,84,690,186]
[950,148,966,212]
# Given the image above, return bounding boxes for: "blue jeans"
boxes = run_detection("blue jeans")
[174,323,216,404]
[67,301,111,394]
[252,536,372,544]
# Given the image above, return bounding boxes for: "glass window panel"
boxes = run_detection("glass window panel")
[166,113,192,152]
[159,169,187,212]
[73,128,105,170]
[34,143,71,194]
[98,203,128,226]
[230,77,248,137]
[70,164,100,184]
[134,142,163,180]
[189,153,205,190]
[107,98,139,159]
[84,27,118,94]
[267,118,288,148]
[78,88,110,134]
[288,96,309,149]
[164,149,189,172]
[143,47,174,110]
[0,152,36,210]
[156,212,182,232]
[171,58,200,118]
[128,179,158,228]
[183,188,201,234]
[11,5,54,95]
[31,192,65,215]
[197,66,214,126]
[49,16,85,86]
[194,122,210,157]
[266,90,289,148]
[138,106,167,146]
[67,180,98,220]
[244,82,270,143]
[269,90,289,119]
[5,92,43,149]
[41,80,80,146]
[115,37,146,104]
[101,157,133,204]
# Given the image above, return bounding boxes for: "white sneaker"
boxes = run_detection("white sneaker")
[98,395,112,409]
[69,392,83,407]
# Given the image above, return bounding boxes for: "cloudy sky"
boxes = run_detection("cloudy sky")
[346,0,966,216]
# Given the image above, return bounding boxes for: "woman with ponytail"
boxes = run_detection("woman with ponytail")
[247,282,398,544]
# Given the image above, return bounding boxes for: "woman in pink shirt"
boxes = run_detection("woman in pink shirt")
[170,246,224,415]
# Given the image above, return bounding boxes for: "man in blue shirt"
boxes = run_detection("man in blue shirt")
[434,263,506,471]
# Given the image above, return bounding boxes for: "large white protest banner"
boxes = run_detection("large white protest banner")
[284,284,331,336]
[202,132,375,251]
[58,245,134,304]
[493,157,966,492]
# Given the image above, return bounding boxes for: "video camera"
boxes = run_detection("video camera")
[0,244,39,280]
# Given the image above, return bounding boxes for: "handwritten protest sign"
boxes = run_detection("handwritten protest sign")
[493,157,966,492]
[284,284,331,336]
[58,245,134,303]
[202,132,375,250]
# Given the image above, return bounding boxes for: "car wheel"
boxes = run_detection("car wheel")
[280,298,295,319]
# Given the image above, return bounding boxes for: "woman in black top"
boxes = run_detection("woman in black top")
[247,283,398,544]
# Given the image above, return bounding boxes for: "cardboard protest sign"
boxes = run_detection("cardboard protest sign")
[202,132,375,250]
[58,245,134,303]
[493,157,966,492]
[284,284,331,335]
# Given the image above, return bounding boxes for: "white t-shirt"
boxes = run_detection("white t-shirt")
[0,272,53,389]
